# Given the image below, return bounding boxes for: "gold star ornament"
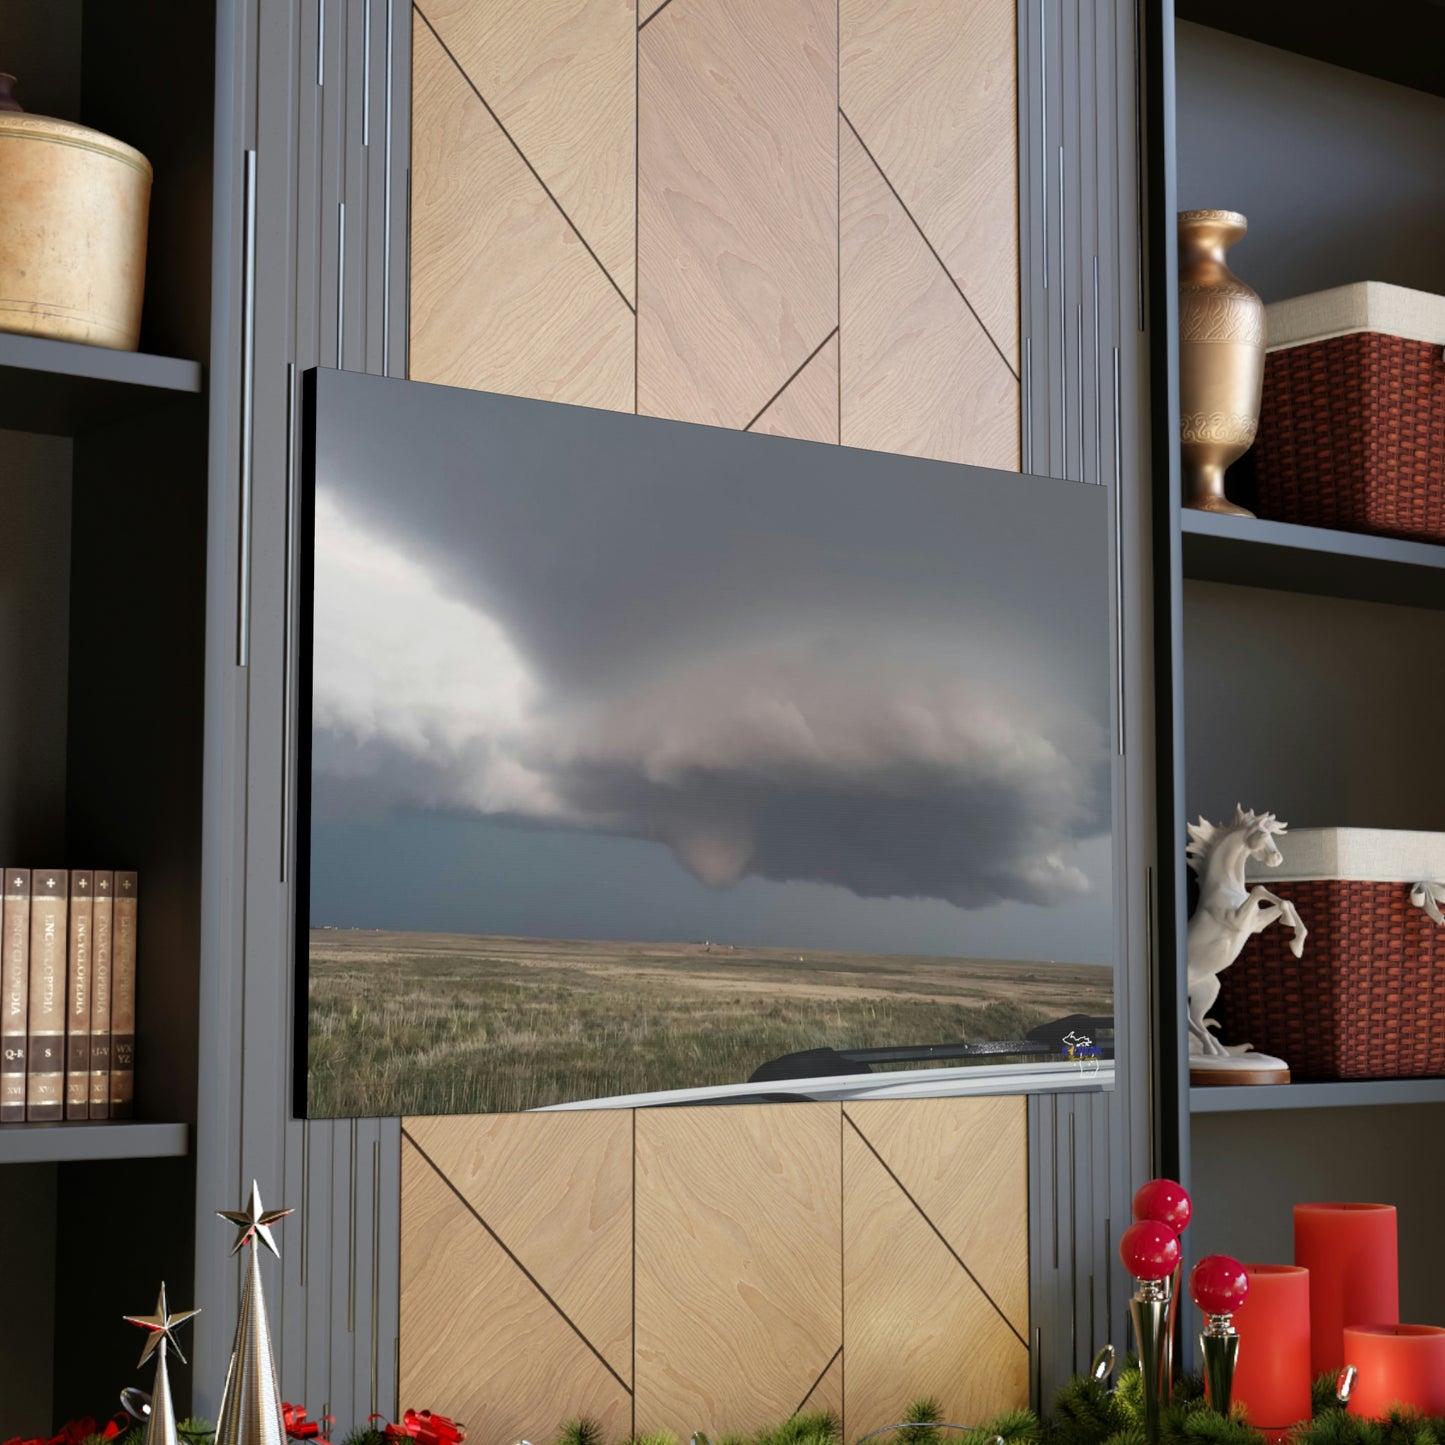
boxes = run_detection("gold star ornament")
[217,1180,294,1258]
[124,1281,200,1367]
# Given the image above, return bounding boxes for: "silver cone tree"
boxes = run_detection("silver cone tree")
[215,1182,295,1445]
[123,1283,200,1445]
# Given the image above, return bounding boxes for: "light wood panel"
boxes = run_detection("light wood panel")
[749,332,839,443]
[400,1133,634,1445]
[637,0,837,429]
[841,1116,1029,1438]
[840,0,1019,366]
[633,1104,842,1438]
[846,1096,1029,1339]
[799,1347,844,1421]
[419,0,636,303]
[839,123,1019,469]
[410,13,634,409]
[406,1111,634,1381]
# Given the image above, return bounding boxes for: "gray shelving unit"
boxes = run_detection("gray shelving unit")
[1157,2,1445,1343]
[0,1121,189,1165]
[0,331,203,435]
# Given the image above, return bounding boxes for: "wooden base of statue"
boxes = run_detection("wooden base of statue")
[1190,1052,1291,1087]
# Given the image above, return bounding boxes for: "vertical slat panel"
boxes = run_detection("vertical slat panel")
[305,1123,335,1414]
[374,1119,404,1420]
[330,1122,357,1417]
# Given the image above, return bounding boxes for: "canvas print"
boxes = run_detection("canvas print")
[300,370,1116,1117]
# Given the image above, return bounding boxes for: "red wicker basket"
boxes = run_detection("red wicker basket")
[1216,880,1445,1079]
[1253,284,1445,543]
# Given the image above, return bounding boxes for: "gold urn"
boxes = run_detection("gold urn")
[1177,210,1265,517]
[0,73,152,351]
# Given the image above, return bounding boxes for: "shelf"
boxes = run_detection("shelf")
[1181,510,1445,612]
[1175,0,1445,101]
[0,1120,189,1164]
[0,331,203,437]
[1191,1078,1445,1114]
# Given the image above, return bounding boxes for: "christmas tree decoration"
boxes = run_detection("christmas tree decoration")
[1120,1219,1182,1444]
[123,1283,200,1445]
[214,1182,295,1445]
[1191,1255,1249,1417]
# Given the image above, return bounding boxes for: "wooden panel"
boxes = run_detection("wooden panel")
[634,1104,842,1438]
[400,1133,633,1445]
[839,122,1019,469]
[840,0,1019,366]
[407,1112,634,1381]
[798,1347,844,1422]
[847,1097,1029,1339]
[842,1114,1028,1436]
[419,0,636,303]
[749,331,839,443]
[410,13,633,409]
[637,0,837,429]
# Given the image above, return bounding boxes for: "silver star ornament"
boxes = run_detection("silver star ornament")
[123,1281,200,1367]
[217,1180,294,1258]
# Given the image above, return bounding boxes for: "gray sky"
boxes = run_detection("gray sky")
[307,374,1118,965]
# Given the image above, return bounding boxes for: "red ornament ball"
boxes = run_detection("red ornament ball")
[1190,1254,1250,1315]
[1119,1219,1181,1281]
[1133,1177,1193,1233]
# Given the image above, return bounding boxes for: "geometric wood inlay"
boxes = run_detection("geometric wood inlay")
[417,0,637,303]
[405,1112,634,1382]
[839,121,1019,470]
[846,1097,1029,1340]
[399,1133,634,1445]
[638,0,838,429]
[749,331,840,444]
[634,1104,843,1439]
[841,1115,1030,1437]
[410,14,634,410]
[840,0,1019,367]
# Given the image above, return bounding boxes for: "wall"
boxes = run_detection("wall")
[408,0,1020,468]
[401,1099,1029,1443]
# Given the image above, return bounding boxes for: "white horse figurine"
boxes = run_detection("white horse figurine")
[1186,806,1307,1057]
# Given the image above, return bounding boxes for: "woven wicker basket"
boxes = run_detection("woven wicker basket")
[1253,283,1445,543]
[1214,828,1445,1080]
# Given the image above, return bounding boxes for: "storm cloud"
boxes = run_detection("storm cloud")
[307,381,1115,920]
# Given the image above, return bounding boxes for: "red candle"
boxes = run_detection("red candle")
[1231,1265,1311,1436]
[1343,1325,1445,1417]
[1294,1203,1398,1376]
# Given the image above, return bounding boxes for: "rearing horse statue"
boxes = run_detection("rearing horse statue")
[1186,805,1307,1057]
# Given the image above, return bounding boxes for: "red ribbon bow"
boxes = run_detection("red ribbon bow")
[282,1404,333,1443]
[368,1411,466,1445]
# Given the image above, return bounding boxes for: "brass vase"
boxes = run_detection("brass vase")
[1177,210,1264,517]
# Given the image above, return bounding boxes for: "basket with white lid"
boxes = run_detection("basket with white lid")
[1215,827,1445,1079]
[1254,282,1445,542]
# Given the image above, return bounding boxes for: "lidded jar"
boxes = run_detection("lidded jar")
[0,73,152,350]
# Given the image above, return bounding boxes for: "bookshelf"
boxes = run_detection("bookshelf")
[0,0,215,1429]
[1161,7,1445,1345]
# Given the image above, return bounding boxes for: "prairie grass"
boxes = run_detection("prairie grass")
[305,930,1111,1117]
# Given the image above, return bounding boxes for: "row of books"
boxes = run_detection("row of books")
[2,868,139,1123]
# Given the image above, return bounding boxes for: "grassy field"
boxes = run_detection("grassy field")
[306,929,1112,1117]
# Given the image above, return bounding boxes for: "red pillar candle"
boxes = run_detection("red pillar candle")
[1343,1325,1445,1417]
[1231,1265,1311,1436]
[1294,1203,1398,1376]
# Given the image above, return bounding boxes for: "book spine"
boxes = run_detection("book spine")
[65,870,93,1120]
[26,870,68,1121]
[110,871,138,1118]
[1,869,30,1123]
[89,871,114,1119]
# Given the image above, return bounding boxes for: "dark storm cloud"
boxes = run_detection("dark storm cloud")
[308,375,1114,914]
